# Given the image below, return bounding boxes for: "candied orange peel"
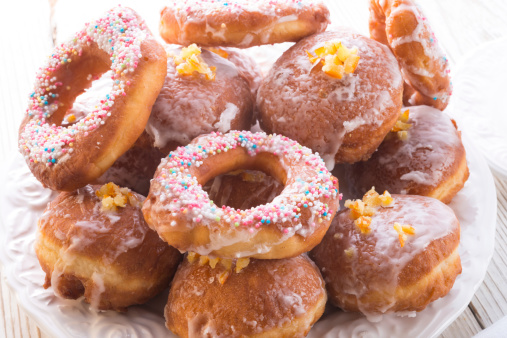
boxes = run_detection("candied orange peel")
[66,114,76,123]
[306,41,360,79]
[393,222,415,247]
[187,252,250,283]
[208,47,229,59]
[391,109,412,140]
[172,44,216,80]
[344,187,394,234]
[95,182,138,211]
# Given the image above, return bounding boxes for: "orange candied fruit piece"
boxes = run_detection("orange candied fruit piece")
[393,222,415,247]
[208,47,229,59]
[173,44,216,80]
[95,182,137,211]
[235,257,250,273]
[345,187,395,234]
[344,199,366,219]
[306,41,360,79]
[391,109,412,140]
[354,216,372,234]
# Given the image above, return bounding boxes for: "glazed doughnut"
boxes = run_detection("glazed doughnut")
[18,7,167,191]
[257,29,403,167]
[35,183,182,311]
[142,131,340,259]
[208,47,263,97]
[203,169,284,211]
[369,0,452,110]
[159,0,330,48]
[96,132,164,196]
[145,45,254,155]
[347,106,469,204]
[165,254,326,337]
[311,190,461,320]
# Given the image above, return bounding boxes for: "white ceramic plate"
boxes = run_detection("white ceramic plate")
[0,131,496,338]
[447,37,507,179]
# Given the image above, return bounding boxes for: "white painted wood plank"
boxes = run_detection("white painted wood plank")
[468,177,507,328]
[440,306,483,338]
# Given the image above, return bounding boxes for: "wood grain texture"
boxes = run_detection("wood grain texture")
[0,0,506,337]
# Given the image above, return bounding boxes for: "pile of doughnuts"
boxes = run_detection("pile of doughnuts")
[18,0,469,336]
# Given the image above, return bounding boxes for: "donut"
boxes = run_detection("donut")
[145,45,254,155]
[208,47,263,97]
[142,131,340,259]
[369,0,452,110]
[346,105,469,204]
[311,190,461,320]
[165,254,326,337]
[159,0,330,48]
[35,183,182,311]
[203,169,284,211]
[18,6,167,191]
[95,132,165,196]
[257,29,403,167]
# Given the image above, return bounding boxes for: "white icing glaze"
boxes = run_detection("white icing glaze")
[353,105,464,192]
[214,103,239,133]
[19,7,149,166]
[146,47,251,149]
[164,0,329,46]
[319,194,459,319]
[64,71,114,124]
[257,29,403,169]
[145,131,338,258]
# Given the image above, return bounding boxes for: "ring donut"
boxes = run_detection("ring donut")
[18,6,167,191]
[369,0,452,110]
[142,131,340,259]
[159,0,330,48]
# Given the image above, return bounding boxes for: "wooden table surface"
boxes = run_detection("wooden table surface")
[1,0,507,337]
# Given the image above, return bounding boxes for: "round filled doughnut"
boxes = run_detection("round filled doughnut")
[159,0,330,48]
[18,6,167,191]
[165,254,326,337]
[35,183,182,311]
[369,0,452,110]
[145,45,254,155]
[346,105,469,204]
[311,190,461,320]
[208,47,263,97]
[142,131,340,259]
[257,29,403,167]
[96,132,165,196]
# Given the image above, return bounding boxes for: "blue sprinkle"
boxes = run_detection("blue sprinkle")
[261,219,265,224]
[266,220,271,224]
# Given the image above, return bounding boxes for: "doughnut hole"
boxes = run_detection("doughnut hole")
[203,169,284,210]
[45,43,111,126]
